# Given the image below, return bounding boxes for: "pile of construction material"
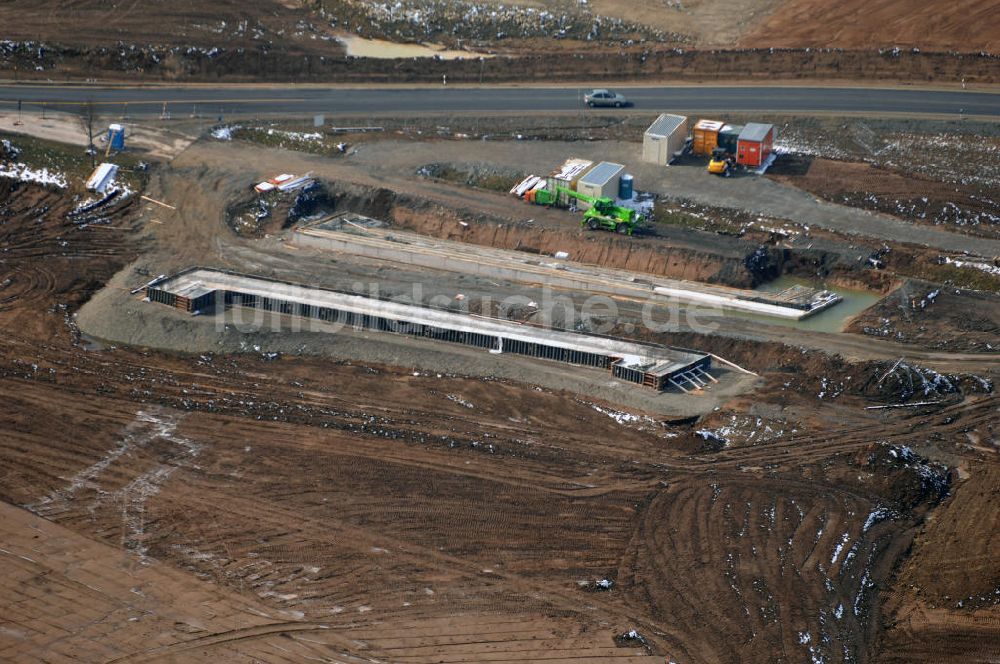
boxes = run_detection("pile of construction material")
[229,174,332,238]
[510,158,643,235]
[510,158,635,208]
[254,173,314,194]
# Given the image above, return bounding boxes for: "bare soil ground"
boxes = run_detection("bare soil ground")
[319,0,781,48]
[2,175,998,663]
[0,0,342,53]
[0,501,354,663]
[591,0,782,47]
[847,284,1000,353]
[766,116,1000,242]
[0,110,198,160]
[741,0,1000,52]
[6,0,994,56]
[877,460,1000,663]
[769,157,1000,240]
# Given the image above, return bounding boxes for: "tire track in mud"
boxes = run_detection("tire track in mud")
[121,450,642,617]
[0,264,56,311]
[0,368,658,503]
[0,378,659,648]
[682,396,999,472]
[103,620,365,664]
[0,185,137,338]
[1,301,991,490]
[28,407,203,562]
[0,363,951,661]
[617,478,902,662]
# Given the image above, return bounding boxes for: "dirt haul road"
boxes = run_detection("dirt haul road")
[198,138,1000,258]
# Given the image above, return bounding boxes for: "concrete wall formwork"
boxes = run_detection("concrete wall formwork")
[291,219,842,320]
[145,267,714,393]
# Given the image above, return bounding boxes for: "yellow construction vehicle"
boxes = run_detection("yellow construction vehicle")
[707,147,735,176]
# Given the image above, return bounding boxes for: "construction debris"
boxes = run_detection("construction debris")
[140,195,176,210]
[254,173,314,193]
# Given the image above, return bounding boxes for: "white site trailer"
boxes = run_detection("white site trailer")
[575,162,625,208]
[642,114,688,165]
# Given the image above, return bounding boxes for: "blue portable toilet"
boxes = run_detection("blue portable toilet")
[618,173,634,200]
[107,124,126,151]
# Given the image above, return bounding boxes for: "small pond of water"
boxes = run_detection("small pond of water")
[752,275,884,333]
[339,35,493,60]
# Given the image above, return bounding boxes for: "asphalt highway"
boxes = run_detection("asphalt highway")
[0,84,998,118]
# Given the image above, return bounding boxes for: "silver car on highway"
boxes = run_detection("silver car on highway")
[584,89,629,108]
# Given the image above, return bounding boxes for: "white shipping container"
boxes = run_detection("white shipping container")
[575,162,625,208]
[642,114,688,166]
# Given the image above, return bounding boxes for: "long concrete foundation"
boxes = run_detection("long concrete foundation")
[291,214,841,320]
[146,267,715,393]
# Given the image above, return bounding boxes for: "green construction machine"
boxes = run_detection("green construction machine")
[538,185,639,235]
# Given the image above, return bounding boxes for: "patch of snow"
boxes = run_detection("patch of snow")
[863,506,892,532]
[113,179,133,200]
[614,191,655,218]
[1,138,21,158]
[695,429,728,446]
[751,151,778,175]
[587,402,652,425]
[210,124,241,140]
[854,568,875,617]
[73,196,98,213]
[0,162,67,188]
[941,255,1000,277]
[446,394,474,408]
[831,532,850,565]
[266,128,323,142]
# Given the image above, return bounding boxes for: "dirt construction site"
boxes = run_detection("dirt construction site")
[1,2,1000,660]
[0,94,998,663]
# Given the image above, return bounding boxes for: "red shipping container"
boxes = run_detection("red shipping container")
[736,122,774,168]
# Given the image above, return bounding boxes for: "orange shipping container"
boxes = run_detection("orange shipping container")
[692,119,724,157]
